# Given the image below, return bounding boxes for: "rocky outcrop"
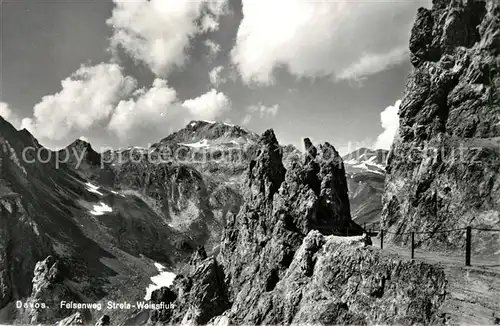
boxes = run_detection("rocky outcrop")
[382,0,500,255]
[23,256,80,324]
[0,117,202,324]
[60,139,114,185]
[55,312,85,326]
[94,314,110,326]
[93,121,256,255]
[145,130,448,324]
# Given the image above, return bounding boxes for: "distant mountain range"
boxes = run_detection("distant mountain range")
[3,0,499,323]
[342,148,389,230]
[0,117,389,324]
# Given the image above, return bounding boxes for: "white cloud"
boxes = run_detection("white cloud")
[241,103,279,125]
[231,0,430,84]
[0,102,20,128]
[241,114,252,126]
[107,84,232,142]
[0,102,12,120]
[248,103,279,118]
[205,39,221,59]
[336,47,408,81]
[209,66,225,86]
[374,100,401,150]
[108,79,179,141]
[18,60,232,146]
[182,89,231,121]
[21,63,136,141]
[107,0,228,76]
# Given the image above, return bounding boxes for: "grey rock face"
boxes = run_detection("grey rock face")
[55,312,85,326]
[382,0,500,255]
[25,256,80,324]
[145,130,447,325]
[94,314,110,326]
[0,117,195,324]
[60,139,115,185]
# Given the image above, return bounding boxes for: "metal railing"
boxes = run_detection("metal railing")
[361,224,500,267]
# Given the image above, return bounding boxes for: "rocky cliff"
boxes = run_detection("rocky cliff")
[0,117,198,324]
[382,0,500,256]
[140,130,448,325]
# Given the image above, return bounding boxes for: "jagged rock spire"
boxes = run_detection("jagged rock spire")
[247,129,285,201]
[153,129,446,325]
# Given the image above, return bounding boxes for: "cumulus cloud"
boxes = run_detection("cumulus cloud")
[374,100,401,150]
[108,79,178,141]
[209,66,225,86]
[0,102,20,128]
[231,0,430,84]
[182,89,231,121]
[107,0,228,76]
[205,39,221,60]
[107,84,231,142]
[241,114,252,126]
[21,63,137,141]
[19,62,232,146]
[241,103,280,125]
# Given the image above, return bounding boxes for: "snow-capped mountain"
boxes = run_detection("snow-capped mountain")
[342,148,389,229]
[342,148,388,175]
[155,120,259,148]
[0,116,197,324]
[0,117,384,324]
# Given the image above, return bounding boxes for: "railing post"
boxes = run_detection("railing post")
[380,230,384,250]
[411,232,415,260]
[465,226,471,266]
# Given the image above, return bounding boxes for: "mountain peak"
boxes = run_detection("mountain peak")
[66,138,94,150]
[0,115,18,138]
[158,120,259,147]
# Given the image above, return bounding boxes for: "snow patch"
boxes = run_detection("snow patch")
[353,162,368,170]
[180,139,209,148]
[352,162,385,175]
[111,190,126,198]
[345,159,358,165]
[85,182,104,196]
[144,262,177,300]
[154,262,165,271]
[90,202,113,216]
[31,222,40,236]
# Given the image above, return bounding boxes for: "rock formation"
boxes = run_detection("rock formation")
[23,256,81,324]
[55,312,85,326]
[382,0,500,255]
[94,314,110,326]
[0,117,196,324]
[144,130,448,325]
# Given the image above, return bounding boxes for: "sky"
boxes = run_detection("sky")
[0,0,431,154]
